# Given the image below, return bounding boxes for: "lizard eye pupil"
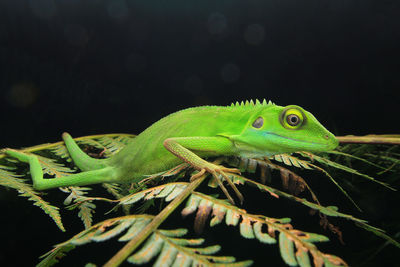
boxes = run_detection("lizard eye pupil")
[252,117,264,128]
[287,114,300,126]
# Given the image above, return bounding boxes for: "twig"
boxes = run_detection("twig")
[337,135,400,145]
[102,160,217,267]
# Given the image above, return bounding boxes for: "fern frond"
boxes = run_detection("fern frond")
[38,214,252,267]
[225,157,320,204]
[62,187,96,228]
[38,215,154,266]
[271,153,313,170]
[119,182,189,205]
[50,144,70,159]
[231,155,360,211]
[0,165,65,231]
[300,152,395,190]
[102,183,124,199]
[49,134,134,160]
[324,150,387,170]
[241,175,400,248]
[182,192,347,267]
[365,153,400,173]
[78,135,131,157]
[127,228,253,266]
[37,244,75,267]
[36,154,76,177]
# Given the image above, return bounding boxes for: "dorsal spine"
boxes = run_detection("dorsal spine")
[229,99,275,107]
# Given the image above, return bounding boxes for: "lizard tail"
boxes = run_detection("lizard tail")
[62,132,109,171]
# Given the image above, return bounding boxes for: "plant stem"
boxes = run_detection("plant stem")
[337,135,400,145]
[103,169,211,267]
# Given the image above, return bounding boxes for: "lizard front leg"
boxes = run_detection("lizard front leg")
[163,136,243,204]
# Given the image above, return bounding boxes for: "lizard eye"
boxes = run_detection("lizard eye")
[287,114,300,126]
[252,117,264,128]
[281,107,304,129]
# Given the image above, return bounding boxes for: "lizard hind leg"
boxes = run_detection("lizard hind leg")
[62,132,109,171]
[5,149,116,190]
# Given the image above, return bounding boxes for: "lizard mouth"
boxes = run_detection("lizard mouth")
[263,132,334,150]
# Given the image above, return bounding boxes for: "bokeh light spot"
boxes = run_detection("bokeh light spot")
[208,13,227,35]
[244,24,265,45]
[7,82,39,108]
[221,63,240,83]
[28,0,57,20]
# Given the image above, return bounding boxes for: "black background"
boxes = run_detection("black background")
[1,0,399,266]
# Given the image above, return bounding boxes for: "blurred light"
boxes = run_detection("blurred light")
[64,24,88,46]
[107,0,129,20]
[244,24,265,45]
[208,13,227,35]
[184,75,203,94]
[28,0,57,19]
[125,53,147,73]
[7,82,38,108]
[221,63,240,83]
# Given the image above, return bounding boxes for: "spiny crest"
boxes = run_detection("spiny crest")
[230,99,275,108]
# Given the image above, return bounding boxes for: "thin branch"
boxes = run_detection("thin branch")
[337,135,400,145]
[102,161,217,267]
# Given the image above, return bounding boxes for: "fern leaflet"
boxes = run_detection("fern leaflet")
[0,165,65,231]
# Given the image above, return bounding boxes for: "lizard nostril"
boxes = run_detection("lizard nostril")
[324,134,330,140]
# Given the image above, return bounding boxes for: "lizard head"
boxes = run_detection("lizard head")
[231,104,338,156]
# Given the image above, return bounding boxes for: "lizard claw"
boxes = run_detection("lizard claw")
[190,163,244,205]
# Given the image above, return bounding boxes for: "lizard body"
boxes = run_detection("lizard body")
[6,100,338,193]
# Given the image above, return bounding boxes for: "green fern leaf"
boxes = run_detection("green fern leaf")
[253,221,276,244]
[35,154,76,177]
[118,217,153,241]
[62,187,96,229]
[0,165,65,231]
[51,144,70,159]
[240,217,255,239]
[269,154,313,170]
[324,150,387,170]
[153,242,178,267]
[78,135,132,157]
[243,174,365,222]
[300,152,395,190]
[37,244,75,267]
[279,232,297,266]
[250,175,400,248]
[119,182,189,205]
[210,203,227,227]
[296,247,311,267]
[181,192,347,267]
[90,219,134,242]
[102,183,124,198]
[128,228,253,266]
[127,233,164,264]
[38,215,154,266]
[78,201,96,229]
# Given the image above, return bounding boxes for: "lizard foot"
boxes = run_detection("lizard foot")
[190,163,243,205]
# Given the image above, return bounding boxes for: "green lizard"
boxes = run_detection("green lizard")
[5,100,338,203]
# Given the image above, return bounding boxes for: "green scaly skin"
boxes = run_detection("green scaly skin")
[5,100,338,192]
